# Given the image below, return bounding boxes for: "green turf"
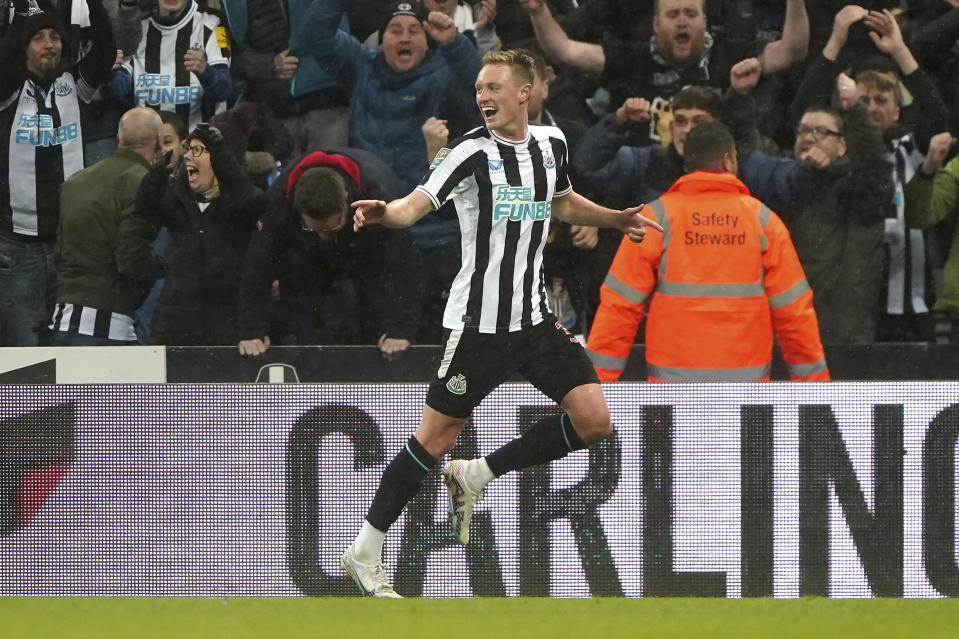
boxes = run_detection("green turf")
[1,597,957,638]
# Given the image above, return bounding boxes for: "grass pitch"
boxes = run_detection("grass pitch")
[1,597,957,639]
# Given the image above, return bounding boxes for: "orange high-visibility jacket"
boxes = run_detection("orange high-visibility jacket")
[586,171,830,382]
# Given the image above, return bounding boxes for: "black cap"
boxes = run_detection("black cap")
[378,1,429,44]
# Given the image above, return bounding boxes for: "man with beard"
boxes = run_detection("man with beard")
[0,0,116,345]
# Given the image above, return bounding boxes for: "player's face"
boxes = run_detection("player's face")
[793,111,846,161]
[653,0,707,66]
[669,106,714,156]
[475,63,532,139]
[423,0,456,17]
[25,28,62,77]
[161,123,184,163]
[156,0,189,17]
[380,15,429,73]
[183,138,215,193]
[856,84,900,134]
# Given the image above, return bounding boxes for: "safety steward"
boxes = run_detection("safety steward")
[586,122,830,382]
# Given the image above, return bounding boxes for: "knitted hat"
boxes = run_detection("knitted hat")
[378,1,429,43]
[16,6,66,55]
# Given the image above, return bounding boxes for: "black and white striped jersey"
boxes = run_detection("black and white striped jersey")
[415,124,572,334]
[1,73,91,239]
[124,2,229,130]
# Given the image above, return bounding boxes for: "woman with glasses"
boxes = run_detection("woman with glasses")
[120,121,261,346]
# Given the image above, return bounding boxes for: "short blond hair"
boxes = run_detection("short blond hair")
[855,69,903,105]
[481,49,535,86]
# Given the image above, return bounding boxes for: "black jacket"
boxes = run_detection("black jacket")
[730,86,895,343]
[124,145,260,345]
[236,147,421,344]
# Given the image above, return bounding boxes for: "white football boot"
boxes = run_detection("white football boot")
[340,545,402,598]
[442,459,485,545]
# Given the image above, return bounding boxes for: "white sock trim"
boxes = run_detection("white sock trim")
[471,457,496,488]
[353,520,386,564]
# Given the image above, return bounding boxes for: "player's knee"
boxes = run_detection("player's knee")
[574,414,614,446]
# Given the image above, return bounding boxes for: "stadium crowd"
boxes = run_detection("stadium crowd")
[2,0,958,362]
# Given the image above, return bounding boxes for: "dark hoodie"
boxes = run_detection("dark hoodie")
[236,147,422,345]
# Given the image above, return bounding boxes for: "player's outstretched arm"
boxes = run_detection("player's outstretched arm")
[353,191,434,231]
[551,190,663,243]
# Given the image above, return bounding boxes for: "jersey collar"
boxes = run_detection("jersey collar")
[489,126,530,147]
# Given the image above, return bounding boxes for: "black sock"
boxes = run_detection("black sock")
[366,436,437,532]
[485,413,586,478]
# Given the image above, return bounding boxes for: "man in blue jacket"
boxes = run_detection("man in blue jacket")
[303,0,481,192]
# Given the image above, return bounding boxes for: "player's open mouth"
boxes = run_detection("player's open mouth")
[482,107,498,118]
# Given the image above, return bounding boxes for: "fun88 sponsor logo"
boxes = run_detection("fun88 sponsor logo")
[492,185,551,222]
[135,73,202,106]
[15,114,79,147]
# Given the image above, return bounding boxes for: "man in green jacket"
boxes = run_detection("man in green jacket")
[904,131,959,338]
[49,106,164,345]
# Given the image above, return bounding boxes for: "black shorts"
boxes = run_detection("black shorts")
[425,319,600,418]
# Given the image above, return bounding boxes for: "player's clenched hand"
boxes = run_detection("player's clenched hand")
[620,204,663,243]
[615,97,652,125]
[352,200,388,231]
[238,336,270,356]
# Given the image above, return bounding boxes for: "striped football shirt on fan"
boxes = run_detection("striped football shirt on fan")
[1,73,91,239]
[49,303,138,341]
[415,124,571,334]
[125,1,229,130]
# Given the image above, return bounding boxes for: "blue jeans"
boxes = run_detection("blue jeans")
[0,233,56,346]
[133,226,169,345]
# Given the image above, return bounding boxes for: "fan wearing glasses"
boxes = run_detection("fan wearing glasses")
[725,56,894,344]
[120,122,261,346]
[236,148,422,359]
